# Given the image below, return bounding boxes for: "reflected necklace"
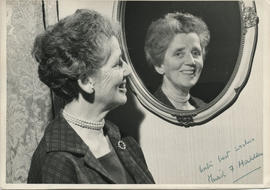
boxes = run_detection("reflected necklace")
[166,93,190,103]
[162,86,190,103]
[62,110,105,130]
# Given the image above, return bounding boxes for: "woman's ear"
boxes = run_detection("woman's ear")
[78,77,95,94]
[154,64,165,75]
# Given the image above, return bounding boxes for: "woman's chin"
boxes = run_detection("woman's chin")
[109,95,127,109]
[118,88,128,104]
[180,80,199,91]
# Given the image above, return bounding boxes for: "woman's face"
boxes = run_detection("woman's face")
[93,36,131,110]
[156,32,203,92]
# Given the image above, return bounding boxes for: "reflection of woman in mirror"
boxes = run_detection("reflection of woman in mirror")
[144,12,210,110]
[28,9,155,184]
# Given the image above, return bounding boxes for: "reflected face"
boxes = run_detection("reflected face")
[156,33,203,92]
[93,36,131,110]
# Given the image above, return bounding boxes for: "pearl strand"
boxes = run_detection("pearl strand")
[62,110,105,130]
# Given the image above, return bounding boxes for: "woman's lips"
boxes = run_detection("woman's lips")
[180,69,195,75]
[118,81,127,92]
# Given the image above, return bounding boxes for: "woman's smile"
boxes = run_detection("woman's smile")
[180,67,196,75]
[118,79,127,93]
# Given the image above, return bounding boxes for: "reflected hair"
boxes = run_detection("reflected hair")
[144,12,210,67]
[32,9,120,102]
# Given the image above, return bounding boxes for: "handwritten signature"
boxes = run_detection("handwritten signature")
[198,137,263,183]
[238,152,263,168]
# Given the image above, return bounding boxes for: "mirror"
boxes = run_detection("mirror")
[113,1,258,127]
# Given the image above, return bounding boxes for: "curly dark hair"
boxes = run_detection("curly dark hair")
[32,9,120,101]
[144,12,210,68]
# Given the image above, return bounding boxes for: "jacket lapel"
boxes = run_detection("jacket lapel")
[83,148,116,183]
[105,122,153,184]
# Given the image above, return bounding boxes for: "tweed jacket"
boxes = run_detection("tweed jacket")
[27,114,155,184]
[154,86,206,109]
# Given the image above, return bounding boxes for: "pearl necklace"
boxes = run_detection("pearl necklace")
[62,110,105,131]
[162,86,190,103]
[166,92,190,103]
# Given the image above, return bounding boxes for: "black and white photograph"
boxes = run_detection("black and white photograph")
[0,0,269,188]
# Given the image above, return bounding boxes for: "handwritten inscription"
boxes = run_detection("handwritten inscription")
[199,161,214,173]
[238,152,263,168]
[208,170,226,183]
[198,137,262,183]
[234,138,255,152]
[218,151,231,163]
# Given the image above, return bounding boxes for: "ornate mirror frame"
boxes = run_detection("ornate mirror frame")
[112,1,259,127]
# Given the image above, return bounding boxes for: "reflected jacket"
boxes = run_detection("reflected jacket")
[27,114,155,184]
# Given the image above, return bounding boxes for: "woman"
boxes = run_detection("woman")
[27,9,154,184]
[144,12,210,110]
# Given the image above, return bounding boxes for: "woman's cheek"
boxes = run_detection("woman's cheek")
[99,69,123,89]
[99,71,113,88]
[112,69,124,81]
[197,60,204,70]
[171,60,184,70]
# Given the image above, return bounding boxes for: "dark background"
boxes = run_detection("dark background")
[123,1,241,103]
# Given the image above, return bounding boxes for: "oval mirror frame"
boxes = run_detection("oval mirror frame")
[112,1,259,127]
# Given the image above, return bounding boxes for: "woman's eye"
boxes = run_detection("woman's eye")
[192,50,201,57]
[114,60,123,68]
[175,51,184,57]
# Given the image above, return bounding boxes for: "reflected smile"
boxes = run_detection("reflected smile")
[180,69,196,75]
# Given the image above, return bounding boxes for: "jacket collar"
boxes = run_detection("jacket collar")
[44,114,122,154]
[44,114,152,183]
[44,114,88,154]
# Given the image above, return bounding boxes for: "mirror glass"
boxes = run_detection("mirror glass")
[115,1,258,126]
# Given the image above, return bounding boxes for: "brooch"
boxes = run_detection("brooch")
[117,140,126,150]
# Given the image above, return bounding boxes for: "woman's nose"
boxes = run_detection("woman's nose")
[122,59,132,76]
[186,53,196,65]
